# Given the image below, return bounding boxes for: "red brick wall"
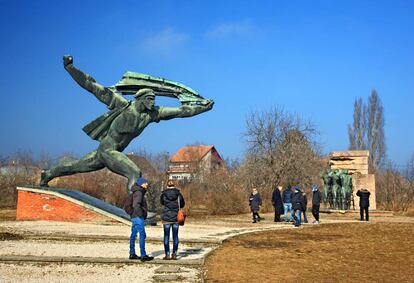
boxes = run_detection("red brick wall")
[16,190,118,224]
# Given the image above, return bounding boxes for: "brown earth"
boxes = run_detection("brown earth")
[204,222,414,283]
[0,208,15,221]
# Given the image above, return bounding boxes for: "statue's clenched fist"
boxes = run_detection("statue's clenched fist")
[63,55,73,67]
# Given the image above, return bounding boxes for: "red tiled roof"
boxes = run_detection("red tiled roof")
[170,145,214,162]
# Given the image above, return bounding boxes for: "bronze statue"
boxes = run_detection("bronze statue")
[320,168,353,210]
[320,169,332,207]
[340,169,353,209]
[40,55,214,192]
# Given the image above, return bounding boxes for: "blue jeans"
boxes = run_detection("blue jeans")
[294,209,302,226]
[129,217,146,257]
[163,223,179,256]
[302,210,308,223]
[284,203,293,221]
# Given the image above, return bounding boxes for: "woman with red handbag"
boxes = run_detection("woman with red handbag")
[160,180,185,260]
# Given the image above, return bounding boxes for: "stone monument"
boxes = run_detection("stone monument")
[329,150,376,210]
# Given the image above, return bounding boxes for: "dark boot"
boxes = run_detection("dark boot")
[129,254,140,260]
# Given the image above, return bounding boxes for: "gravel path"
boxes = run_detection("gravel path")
[0,263,199,283]
[0,240,210,260]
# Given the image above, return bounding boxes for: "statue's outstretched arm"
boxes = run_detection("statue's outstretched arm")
[63,55,127,109]
[157,100,214,121]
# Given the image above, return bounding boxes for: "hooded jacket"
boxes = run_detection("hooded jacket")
[292,190,305,211]
[131,185,148,219]
[312,189,322,205]
[160,187,185,223]
[282,188,293,204]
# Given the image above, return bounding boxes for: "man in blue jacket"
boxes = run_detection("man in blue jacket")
[282,185,294,222]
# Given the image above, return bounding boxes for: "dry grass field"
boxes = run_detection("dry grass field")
[204,222,414,283]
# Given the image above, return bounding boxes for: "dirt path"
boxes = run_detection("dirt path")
[204,222,414,283]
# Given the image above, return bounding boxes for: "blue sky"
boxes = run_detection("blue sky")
[0,0,413,167]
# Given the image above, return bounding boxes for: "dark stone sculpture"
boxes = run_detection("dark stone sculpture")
[321,169,353,210]
[40,55,214,192]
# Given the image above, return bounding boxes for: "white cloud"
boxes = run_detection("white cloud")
[206,19,259,39]
[140,28,190,56]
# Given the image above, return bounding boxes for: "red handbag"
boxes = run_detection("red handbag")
[177,196,186,226]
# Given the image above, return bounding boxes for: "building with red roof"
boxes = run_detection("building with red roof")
[167,145,224,181]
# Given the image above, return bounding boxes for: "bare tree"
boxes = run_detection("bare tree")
[376,160,414,212]
[0,151,40,208]
[348,90,386,173]
[405,152,414,182]
[243,106,321,193]
[367,89,386,172]
[348,97,366,150]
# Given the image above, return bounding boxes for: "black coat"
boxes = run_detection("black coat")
[249,193,262,212]
[131,186,148,219]
[312,190,322,206]
[303,193,308,209]
[160,187,185,223]
[292,191,305,211]
[272,189,284,214]
[356,189,371,208]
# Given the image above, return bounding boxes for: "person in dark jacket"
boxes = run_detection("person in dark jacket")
[356,188,371,221]
[302,191,308,223]
[292,186,305,227]
[282,185,294,222]
[160,180,185,260]
[129,177,154,261]
[249,188,262,223]
[311,185,322,224]
[272,186,284,222]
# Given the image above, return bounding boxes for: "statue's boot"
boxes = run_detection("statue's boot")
[39,170,51,187]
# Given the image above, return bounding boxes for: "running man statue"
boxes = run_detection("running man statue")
[40,55,214,192]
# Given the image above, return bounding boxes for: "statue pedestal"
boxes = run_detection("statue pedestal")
[16,186,156,226]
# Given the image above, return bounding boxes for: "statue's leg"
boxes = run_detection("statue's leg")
[323,188,328,205]
[341,188,347,210]
[332,187,337,209]
[40,151,104,186]
[98,149,141,193]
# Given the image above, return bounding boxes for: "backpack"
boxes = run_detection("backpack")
[123,193,134,215]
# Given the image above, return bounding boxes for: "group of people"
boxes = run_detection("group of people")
[128,178,372,261]
[127,178,185,261]
[249,185,323,227]
[249,185,371,226]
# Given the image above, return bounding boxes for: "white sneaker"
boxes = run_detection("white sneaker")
[313,221,319,224]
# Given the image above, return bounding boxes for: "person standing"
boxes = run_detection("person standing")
[282,185,294,222]
[292,186,304,227]
[356,188,371,221]
[249,188,262,223]
[272,186,284,222]
[160,180,185,260]
[129,177,154,261]
[302,190,308,224]
[311,185,322,224]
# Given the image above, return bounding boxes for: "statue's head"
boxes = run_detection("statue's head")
[135,88,155,111]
